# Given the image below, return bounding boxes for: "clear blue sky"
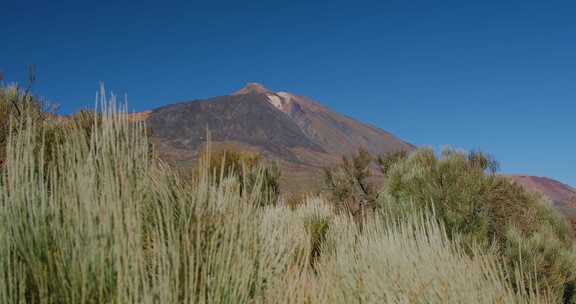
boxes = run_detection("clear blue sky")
[2,0,575,186]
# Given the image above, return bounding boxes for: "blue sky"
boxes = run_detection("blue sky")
[2,0,575,186]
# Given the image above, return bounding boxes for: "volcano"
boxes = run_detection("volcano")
[144,83,414,192]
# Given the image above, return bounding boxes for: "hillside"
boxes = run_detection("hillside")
[145,83,414,192]
[509,175,576,219]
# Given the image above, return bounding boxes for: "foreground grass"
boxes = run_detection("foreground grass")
[0,90,554,303]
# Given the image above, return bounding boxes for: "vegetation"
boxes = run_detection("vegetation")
[0,84,573,303]
[0,75,98,169]
[378,148,576,302]
[322,149,409,215]
[323,148,378,214]
[322,147,576,302]
[197,147,281,207]
[376,149,408,175]
[0,74,49,166]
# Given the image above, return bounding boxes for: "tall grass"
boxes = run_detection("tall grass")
[0,89,553,303]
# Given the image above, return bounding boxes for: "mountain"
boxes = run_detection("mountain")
[144,83,414,192]
[131,83,576,224]
[509,175,576,219]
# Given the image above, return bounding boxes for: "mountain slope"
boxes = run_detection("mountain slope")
[232,83,414,156]
[148,89,323,163]
[145,83,414,191]
[509,175,576,219]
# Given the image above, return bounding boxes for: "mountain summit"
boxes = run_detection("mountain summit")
[146,83,414,191]
[232,82,272,95]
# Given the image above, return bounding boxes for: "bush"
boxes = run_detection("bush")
[323,148,377,214]
[196,148,281,207]
[376,149,408,175]
[504,226,576,303]
[379,148,576,302]
[323,148,414,225]
[0,82,50,166]
[298,199,333,269]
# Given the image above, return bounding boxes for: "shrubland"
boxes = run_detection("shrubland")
[0,83,573,303]
[378,148,576,302]
[325,147,576,302]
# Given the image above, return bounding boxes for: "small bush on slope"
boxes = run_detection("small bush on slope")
[0,89,551,303]
[322,149,410,218]
[379,148,576,302]
[323,148,377,214]
[376,149,409,175]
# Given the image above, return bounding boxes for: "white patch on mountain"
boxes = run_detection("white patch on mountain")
[266,93,293,112]
[266,94,284,110]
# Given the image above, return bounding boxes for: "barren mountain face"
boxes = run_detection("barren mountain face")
[145,83,414,192]
[147,88,323,163]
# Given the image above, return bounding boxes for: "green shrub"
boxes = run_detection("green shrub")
[298,199,333,269]
[504,226,576,303]
[379,148,576,302]
[0,83,49,166]
[376,149,408,175]
[323,148,377,214]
